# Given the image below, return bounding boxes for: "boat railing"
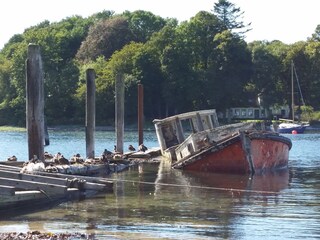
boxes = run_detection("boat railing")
[174,122,256,161]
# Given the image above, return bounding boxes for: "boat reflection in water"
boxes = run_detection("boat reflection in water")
[0,159,297,239]
[154,158,290,203]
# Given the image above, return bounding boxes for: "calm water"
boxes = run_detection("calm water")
[0,129,159,161]
[0,130,320,239]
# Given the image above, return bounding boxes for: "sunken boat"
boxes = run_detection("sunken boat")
[153,109,292,174]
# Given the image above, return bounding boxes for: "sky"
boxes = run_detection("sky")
[1,0,320,49]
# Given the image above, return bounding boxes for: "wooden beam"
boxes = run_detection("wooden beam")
[0,170,68,186]
[0,185,15,196]
[0,177,67,195]
[0,169,113,192]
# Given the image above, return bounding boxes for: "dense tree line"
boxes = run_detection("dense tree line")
[0,1,320,127]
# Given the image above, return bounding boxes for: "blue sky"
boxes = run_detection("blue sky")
[1,0,319,48]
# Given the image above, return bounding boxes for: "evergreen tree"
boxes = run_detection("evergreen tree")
[213,0,251,35]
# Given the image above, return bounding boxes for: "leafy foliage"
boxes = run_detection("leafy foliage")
[0,7,320,127]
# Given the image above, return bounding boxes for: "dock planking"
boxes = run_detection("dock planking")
[0,163,114,214]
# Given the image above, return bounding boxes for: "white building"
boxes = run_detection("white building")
[225,105,290,120]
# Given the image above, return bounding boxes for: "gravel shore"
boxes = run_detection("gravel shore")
[0,231,95,239]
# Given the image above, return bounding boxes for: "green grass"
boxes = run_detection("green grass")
[0,126,26,132]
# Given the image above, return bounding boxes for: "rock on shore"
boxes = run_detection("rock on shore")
[0,231,95,239]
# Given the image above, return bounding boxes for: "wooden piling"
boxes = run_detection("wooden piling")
[115,73,124,153]
[44,117,50,146]
[26,44,45,161]
[86,69,96,159]
[138,84,144,145]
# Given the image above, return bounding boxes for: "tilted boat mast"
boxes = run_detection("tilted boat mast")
[291,61,306,123]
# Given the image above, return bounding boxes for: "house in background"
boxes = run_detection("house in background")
[224,105,290,120]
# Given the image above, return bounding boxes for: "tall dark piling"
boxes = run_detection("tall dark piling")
[86,69,96,159]
[115,74,124,153]
[44,117,50,146]
[26,44,45,161]
[138,84,144,145]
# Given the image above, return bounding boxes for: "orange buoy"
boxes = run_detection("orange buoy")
[292,130,298,134]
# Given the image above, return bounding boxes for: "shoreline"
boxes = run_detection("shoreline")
[0,125,156,132]
[0,231,94,239]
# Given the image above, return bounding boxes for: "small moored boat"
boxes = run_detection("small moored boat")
[153,109,292,174]
[277,121,308,134]
[275,61,309,134]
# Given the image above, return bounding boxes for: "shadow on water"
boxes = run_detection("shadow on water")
[154,158,290,196]
[104,160,291,239]
[0,198,66,220]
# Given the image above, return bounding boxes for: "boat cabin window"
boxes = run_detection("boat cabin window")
[254,109,260,118]
[161,124,179,148]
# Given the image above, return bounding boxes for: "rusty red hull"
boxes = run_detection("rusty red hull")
[172,133,291,174]
[250,138,289,172]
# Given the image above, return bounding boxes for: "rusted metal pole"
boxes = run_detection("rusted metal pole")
[138,84,144,145]
[26,44,45,161]
[115,73,124,153]
[86,69,96,159]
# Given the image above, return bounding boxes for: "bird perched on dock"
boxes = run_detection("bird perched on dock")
[54,152,62,159]
[57,155,69,165]
[100,148,113,161]
[103,148,113,156]
[53,152,69,165]
[70,153,84,164]
[44,151,53,160]
[7,155,17,161]
[138,144,148,152]
[113,145,122,155]
[128,145,136,151]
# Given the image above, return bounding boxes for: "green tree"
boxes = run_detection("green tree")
[210,30,252,110]
[0,55,15,124]
[24,17,90,124]
[311,24,320,41]
[0,16,91,125]
[143,21,178,117]
[76,16,134,63]
[123,10,168,43]
[213,0,251,35]
[246,41,284,108]
[284,42,310,110]
[161,11,223,113]
[2,42,28,126]
[76,43,147,124]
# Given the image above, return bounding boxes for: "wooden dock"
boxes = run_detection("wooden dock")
[0,42,164,218]
[0,163,113,215]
